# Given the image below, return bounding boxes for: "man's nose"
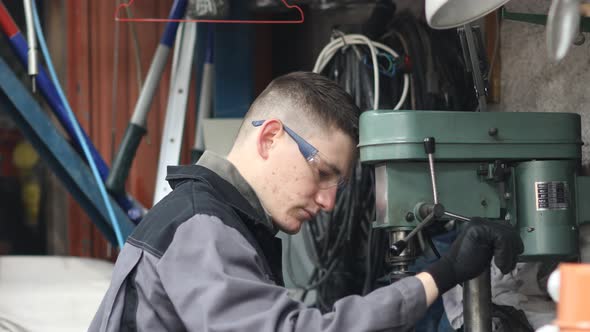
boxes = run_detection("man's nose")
[315,186,338,212]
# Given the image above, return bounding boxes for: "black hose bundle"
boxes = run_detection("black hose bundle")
[300,7,478,312]
[381,11,478,111]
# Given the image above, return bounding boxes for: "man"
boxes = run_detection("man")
[90,72,523,331]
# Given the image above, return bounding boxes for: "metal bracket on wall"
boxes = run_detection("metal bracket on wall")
[502,7,590,32]
[0,55,134,246]
[458,23,489,112]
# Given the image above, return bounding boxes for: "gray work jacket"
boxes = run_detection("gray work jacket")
[89,152,427,331]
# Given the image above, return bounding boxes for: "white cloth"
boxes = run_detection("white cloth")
[442,261,556,330]
[0,256,113,332]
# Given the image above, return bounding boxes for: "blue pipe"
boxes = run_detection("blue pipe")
[32,0,125,247]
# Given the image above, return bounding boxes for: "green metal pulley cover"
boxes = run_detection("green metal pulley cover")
[359,111,582,162]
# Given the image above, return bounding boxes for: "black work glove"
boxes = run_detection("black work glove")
[425,217,524,294]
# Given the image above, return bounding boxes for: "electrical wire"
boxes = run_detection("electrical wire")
[389,31,416,110]
[123,3,144,91]
[112,0,144,158]
[372,41,409,110]
[286,235,324,290]
[32,1,125,248]
[313,34,409,110]
[307,36,389,309]
[300,13,476,309]
[425,232,441,258]
[313,34,379,108]
[298,159,376,309]
[362,227,373,295]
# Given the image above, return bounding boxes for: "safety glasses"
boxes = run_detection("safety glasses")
[252,120,347,189]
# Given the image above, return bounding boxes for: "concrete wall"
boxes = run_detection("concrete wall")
[496,1,590,261]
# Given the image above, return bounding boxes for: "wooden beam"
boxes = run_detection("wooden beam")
[485,10,501,104]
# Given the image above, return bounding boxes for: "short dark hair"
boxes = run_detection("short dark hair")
[243,71,360,143]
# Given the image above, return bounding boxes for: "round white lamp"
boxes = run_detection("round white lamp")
[425,0,510,29]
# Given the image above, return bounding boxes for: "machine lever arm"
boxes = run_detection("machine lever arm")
[424,137,439,204]
[444,211,471,222]
[391,205,472,256]
[390,212,435,256]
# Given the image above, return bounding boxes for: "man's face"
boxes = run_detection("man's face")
[259,123,356,234]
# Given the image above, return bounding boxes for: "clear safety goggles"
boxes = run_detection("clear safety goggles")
[252,120,347,189]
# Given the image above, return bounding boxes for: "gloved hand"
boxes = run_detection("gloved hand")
[425,217,524,294]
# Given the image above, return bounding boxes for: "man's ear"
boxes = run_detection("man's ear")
[256,119,283,160]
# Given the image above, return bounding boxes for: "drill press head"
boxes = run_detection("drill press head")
[360,110,584,276]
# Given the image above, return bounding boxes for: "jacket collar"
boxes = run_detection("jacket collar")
[166,152,277,234]
[166,157,284,285]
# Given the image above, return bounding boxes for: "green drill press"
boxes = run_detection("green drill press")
[359,110,590,331]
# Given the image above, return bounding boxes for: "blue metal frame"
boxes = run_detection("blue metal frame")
[0,3,143,223]
[0,56,134,245]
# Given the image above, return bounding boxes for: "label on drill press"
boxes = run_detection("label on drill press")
[535,181,569,211]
